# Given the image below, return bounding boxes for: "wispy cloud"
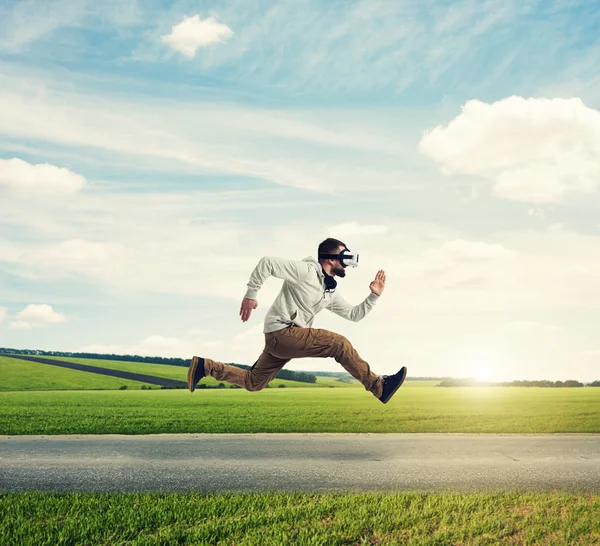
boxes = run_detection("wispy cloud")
[126,0,535,96]
[2,0,598,104]
[0,63,415,193]
[0,0,142,53]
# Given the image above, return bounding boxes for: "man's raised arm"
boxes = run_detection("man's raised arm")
[325,290,379,322]
[326,269,385,322]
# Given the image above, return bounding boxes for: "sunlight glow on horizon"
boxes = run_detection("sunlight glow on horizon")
[466,352,502,383]
[469,364,495,382]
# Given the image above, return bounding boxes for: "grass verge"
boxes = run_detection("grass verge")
[1,491,598,545]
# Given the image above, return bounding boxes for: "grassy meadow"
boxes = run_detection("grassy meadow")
[2,490,598,545]
[1,381,598,435]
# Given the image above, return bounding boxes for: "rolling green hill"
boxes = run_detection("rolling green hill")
[0,356,154,391]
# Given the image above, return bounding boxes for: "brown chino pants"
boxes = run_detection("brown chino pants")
[203,324,384,399]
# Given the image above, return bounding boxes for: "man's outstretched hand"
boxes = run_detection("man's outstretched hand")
[240,297,258,322]
[369,270,386,296]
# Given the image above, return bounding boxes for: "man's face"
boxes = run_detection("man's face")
[331,246,347,277]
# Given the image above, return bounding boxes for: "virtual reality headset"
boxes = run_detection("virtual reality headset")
[318,247,359,268]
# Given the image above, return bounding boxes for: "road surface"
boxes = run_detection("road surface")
[1,433,598,492]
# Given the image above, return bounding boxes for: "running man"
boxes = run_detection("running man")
[188,238,407,403]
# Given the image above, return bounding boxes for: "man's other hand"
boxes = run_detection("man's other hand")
[369,270,386,296]
[240,298,258,322]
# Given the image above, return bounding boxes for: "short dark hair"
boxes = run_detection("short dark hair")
[318,238,346,264]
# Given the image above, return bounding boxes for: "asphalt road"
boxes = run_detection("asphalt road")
[1,433,599,493]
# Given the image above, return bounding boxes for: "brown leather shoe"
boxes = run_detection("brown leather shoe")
[188,356,206,392]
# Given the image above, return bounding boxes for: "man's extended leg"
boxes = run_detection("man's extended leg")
[199,334,290,392]
[268,325,384,399]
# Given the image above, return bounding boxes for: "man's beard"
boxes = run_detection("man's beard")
[333,265,346,277]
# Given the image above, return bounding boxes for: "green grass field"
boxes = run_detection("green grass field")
[1,491,597,545]
[0,356,155,391]
[1,384,598,435]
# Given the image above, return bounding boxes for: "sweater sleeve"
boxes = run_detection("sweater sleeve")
[325,291,379,322]
[244,256,311,300]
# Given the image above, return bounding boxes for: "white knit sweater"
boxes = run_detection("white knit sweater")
[244,255,380,334]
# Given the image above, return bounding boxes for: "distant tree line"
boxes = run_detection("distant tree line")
[0,347,317,384]
[0,347,198,367]
[437,379,587,388]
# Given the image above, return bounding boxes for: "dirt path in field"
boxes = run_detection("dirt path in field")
[8,355,187,388]
[1,433,598,492]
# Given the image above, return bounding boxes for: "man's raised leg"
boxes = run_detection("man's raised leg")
[268,325,384,399]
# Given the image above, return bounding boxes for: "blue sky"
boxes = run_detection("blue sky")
[1,0,600,382]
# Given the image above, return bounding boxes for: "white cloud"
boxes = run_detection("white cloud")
[10,304,67,330]
[9,320,31,331]
[419,96,600,203]
[0,158,86,197]
[0,306,7,323]
[161,15,233,57]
